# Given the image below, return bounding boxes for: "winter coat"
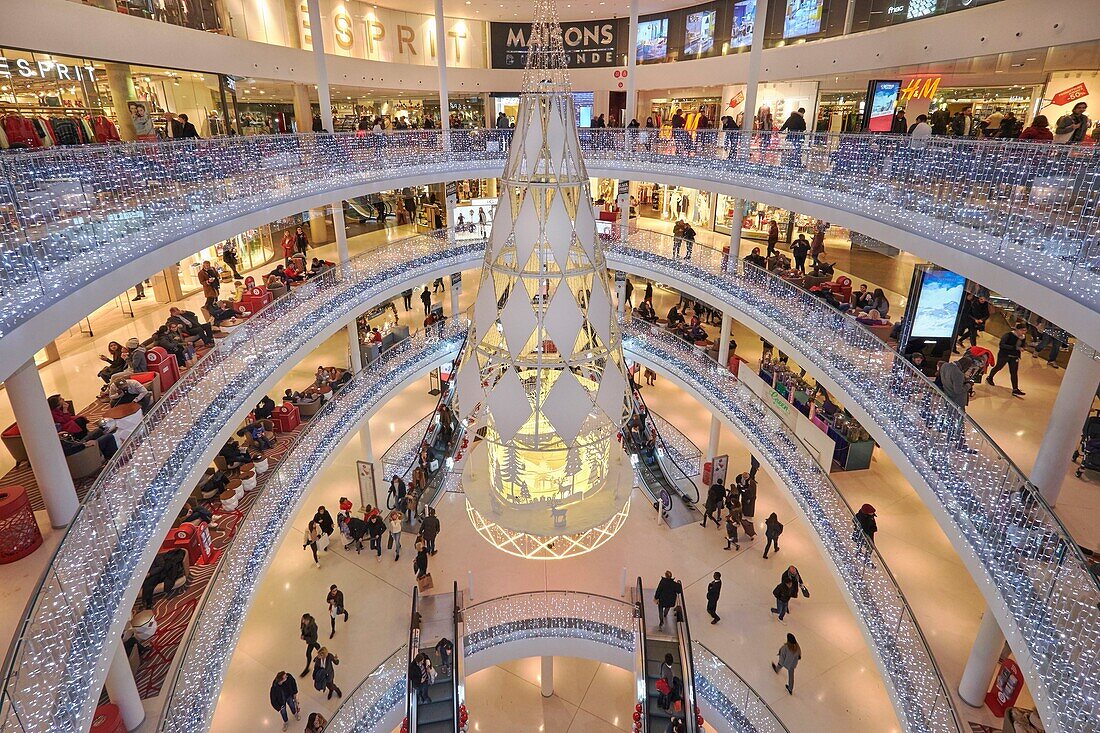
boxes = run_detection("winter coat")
[654,576,681,607]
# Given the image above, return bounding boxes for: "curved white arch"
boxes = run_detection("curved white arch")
[3,135,1097,382]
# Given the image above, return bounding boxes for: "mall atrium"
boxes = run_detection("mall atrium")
[0,0,1098,732]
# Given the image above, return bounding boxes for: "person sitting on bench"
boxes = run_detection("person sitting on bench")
[168,307,215,346]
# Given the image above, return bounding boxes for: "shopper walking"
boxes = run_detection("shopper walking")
[706,571,723,624]
[748,455,760,481]
[1055,102,1090,143]
[781,566,808,611]
[299,614,320,677]
[303,520,322,568]
[313,506,335,542]
[198,259,220,313]
[421,286,432,316]
[771,576,794,621]
[222,242,242,279]
[791,234,810,274]
[956,294,990,349]
[388,510,404,561]
[311,647,342,700]
[854,504,878,547]
[809,227,825,267]
[986,322,1028,396]
[723,499,742,551]
[701,478,726,528]
[413,540,429,579]
[653,570,682,628]
[940,355,977,449]
[771,633,801,694]
[763,513,783,558]
[766,220,780,258]
[682,222,696,261]
[420,507,441,554]
[326,584,349,638]
[294,226,310,259]
[269,672,300,731]
[737,471,758,519]
[366,512,386,562]
[304,713,327,733]
[402,288,413,311]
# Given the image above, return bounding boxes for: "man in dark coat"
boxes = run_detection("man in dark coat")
[706,571,723,624]
[420,507,441,554]
[269,671,300,730]
[654,570,682,628]
[701,478,726,528]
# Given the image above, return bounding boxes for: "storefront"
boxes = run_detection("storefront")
[642,95,721,128]
[0,47,236,145]
[815,92,865,133]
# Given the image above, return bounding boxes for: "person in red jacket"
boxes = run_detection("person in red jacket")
[1019,115,1053,142]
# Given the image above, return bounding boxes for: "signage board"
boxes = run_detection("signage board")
[491,20,622,69]
[356,460,377,511]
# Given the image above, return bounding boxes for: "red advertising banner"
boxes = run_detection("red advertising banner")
[984,658,1024,717]
[1052,82,1089,107]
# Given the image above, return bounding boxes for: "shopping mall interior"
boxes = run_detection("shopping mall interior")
[0,1,1098,733]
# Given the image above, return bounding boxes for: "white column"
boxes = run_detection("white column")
[726,199,743,267]
[348,325,363,373]
[306,0,334,133]
[360,420,375,465]
[625,0,639,123]
[540,656,554,697]
[1032,343,1100,504]
[717,314,733,368]
[333,201,349,265]
[843,0,858,35]
[741,0,769,141]
[434,0,450,134]
[5,359,79,528]
[106,644,145,731]
[958,609,1005,707]
[706,416,721,466]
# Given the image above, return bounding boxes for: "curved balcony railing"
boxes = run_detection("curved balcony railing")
[0,231,480,733]
[321,647,408,733]
[624,324,960,733]
[153,309,953,733]
[2,129,1098,343]
[612,230,1100,733]
[158,323,466,733]
[692,641,789,733]
[4,226,1097,733]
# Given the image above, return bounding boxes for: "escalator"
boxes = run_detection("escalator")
[623,390,700,528]
[635,578,700,733]
[406,582,465,733]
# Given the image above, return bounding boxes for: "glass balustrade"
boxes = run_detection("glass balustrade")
[2,129,1097,340]
[3,223,1097,733]
[320,646,409,733]
[623,322,960,733]
[692,642,789,733]
[159,324,466,733]
[0,231,478,733]
[611,230,1100,733]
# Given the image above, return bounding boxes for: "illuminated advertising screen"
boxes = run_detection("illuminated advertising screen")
[684,9,716,56]
[731,0,756,47]
[783,0,824,38]
[910,268,967,340]
[637,18,668,61]
[864,80,902,132]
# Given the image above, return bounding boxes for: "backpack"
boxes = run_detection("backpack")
[655,677,671,695]
[312,663,326,691]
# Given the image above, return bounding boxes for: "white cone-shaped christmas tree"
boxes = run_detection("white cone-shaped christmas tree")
[456,0,633,558]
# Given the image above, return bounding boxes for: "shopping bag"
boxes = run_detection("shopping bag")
[387,534,395,550]
[799,582,810,598]
[417,573,435,593]
[317,534,330,552]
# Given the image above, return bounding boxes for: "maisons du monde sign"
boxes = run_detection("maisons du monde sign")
[490,19,624,69]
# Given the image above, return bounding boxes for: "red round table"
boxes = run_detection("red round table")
[90,703,125,733]
[0,485,43,563]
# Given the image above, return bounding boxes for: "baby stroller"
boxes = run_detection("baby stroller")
[1073,410,1100,479]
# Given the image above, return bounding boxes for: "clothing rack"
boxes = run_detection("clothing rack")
[0,104,106,113]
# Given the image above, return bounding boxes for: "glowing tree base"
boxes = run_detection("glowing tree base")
[462,444,633,559]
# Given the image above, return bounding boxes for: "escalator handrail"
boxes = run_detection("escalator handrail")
[634,390,700,504]
[674,588,700,733]
[407,587,421,732]
[451,581,462,733]
[634,578,650,733]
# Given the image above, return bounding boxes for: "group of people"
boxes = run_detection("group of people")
[904,102,1095,145]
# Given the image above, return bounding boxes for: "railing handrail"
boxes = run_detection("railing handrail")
[674,586,700,733]
[451,581,461,733]
[407,586,421,733]
[632,388,699,503]
[634,577,650,733]
[620,226,1098,592]
[691,640,792,733]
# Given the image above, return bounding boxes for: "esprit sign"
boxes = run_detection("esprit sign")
[491,20,622,69]
[0,57,97,82]
[302,1,485,68]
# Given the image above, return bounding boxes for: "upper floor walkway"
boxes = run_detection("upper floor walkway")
[1,128,1098,382]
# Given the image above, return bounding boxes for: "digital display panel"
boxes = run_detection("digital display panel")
[783,0,824,38]
[731,0,757,47]
[684,9,716,56]
[865,80,902,132]
[637,18,669,61]
[910,268,967,339]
